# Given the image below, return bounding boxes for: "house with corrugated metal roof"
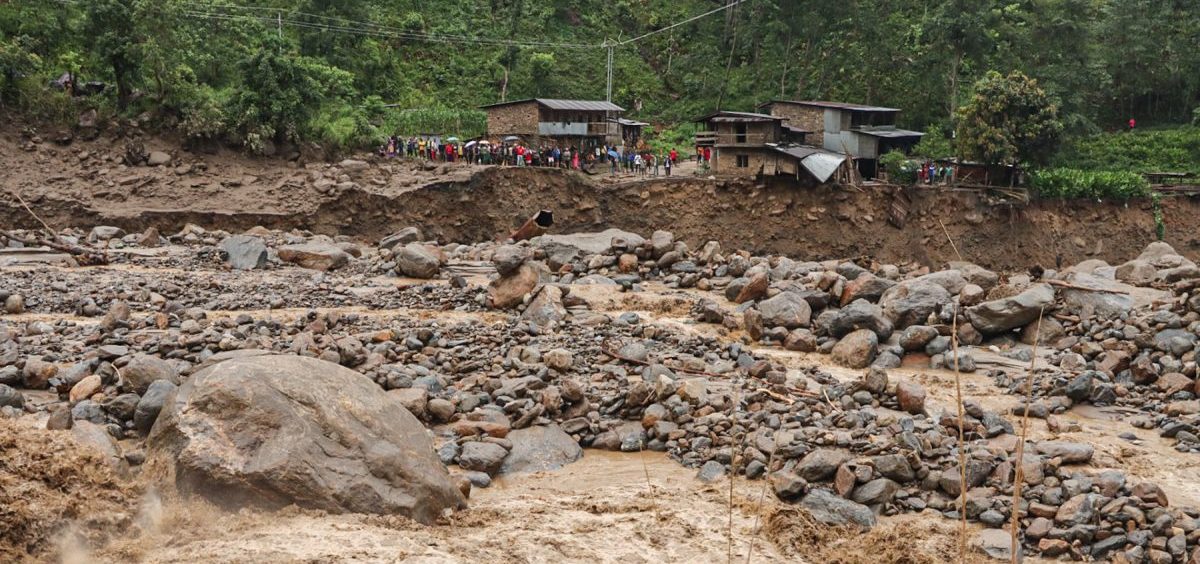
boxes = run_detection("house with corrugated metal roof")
[480,98,625,148]
[757,100,924,178]
[694,110,849,183]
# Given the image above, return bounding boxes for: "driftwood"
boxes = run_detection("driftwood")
[1046,279,1130,295]
[0,230,109,266]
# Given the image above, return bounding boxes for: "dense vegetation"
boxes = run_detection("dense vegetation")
[1,0,1198,157]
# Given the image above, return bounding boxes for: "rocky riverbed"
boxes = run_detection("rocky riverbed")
[2,222,1199,563]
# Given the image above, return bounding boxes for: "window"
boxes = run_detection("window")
[736,155,749,168]
[735,123,747,144]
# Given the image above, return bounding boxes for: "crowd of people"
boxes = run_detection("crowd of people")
[917,160,954,184]
[378,135,687,177]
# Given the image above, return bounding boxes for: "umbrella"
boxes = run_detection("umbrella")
[464,140,477,148]
[445,136,460,142]
[607,150,620,159]
[503,135,520,142]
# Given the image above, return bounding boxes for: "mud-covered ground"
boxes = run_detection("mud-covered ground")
[3,128,1199,271]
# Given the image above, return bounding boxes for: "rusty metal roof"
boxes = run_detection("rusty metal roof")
[758,100,900,113]
[481,98,625,112]
[853,127,924,139]
[696,110,784,123]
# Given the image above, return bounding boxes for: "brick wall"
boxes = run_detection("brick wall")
[765,103,825,147]
[486,101,539,137]
[713,147,773,176]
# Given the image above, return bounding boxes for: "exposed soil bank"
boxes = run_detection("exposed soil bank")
[4,132,1197,271]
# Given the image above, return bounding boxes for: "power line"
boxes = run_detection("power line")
[618,0,754,46]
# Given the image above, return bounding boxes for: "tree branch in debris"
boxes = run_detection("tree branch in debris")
[0,230,109,266]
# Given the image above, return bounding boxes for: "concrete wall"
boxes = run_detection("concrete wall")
[486,101,539,137]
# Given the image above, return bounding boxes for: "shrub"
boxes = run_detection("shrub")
[879,150,918,185]
[1029,168,1151,200]
[1052,126,1200,174]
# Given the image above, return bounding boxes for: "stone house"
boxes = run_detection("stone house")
[481,98,625,148]
[694,110,847,183]
[757,100,924,178]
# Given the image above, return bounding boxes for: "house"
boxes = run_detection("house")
[480,98,625,148]
[758,100,924,178]
[611,118,649,147]
[694,111,785,175]
[694,110,848,183]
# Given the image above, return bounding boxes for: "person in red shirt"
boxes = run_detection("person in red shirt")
[1128,118,1136,130]
[703,147,711,167]
[669,148,678,165]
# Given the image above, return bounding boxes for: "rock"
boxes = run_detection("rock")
[1036,441,1094,464]
[758,292,812,329]
[22,358,58,389]
[521,285,567,328]
[4,294,24,314]
[492,245,530,276]
[499,425,583,475]
[650,230,674,257]
[783,329,818,352]
[146,354,465,523]
[339,158,369,172]
[219,235,269,270]
[840,273,895,306]
[1019,316,1065,346]
[121,354,180,393]
[458,441,509,474]
[959,284,986,306]
[1131,482,1169,507]
[896,381,926,415]
[827,300,894,341]
[832,329,878,369]
[488,263,541,309]
[1060,272,1134,317]
[147,151,171,166]
[799,489,876,529]
[0,383,24,409]
[899,325,939,352]
[88,226,126,242]
[1055,493,1097,526]
[965,283,1054,335]
[770,471,807,500]
[697,460,727,483]
[46,406,72,430]
[1065,371,1095,401]
[796,448,850,481]
[427,398,455,422]
[388,388,428,419]
[543,349,574,371]
[68,374,101,403]
[732,272,769,304]
[872,454,914,482]
[278,243,351,271]
[948,262,999,292]
[394,243,440,278]
[134,380,176,434]
[880,280,951,329]
[743,308,764,341]
[1116,259,1158,286]
[850,478,898,505]
[974,528,1018,560]
[379,227,423,250]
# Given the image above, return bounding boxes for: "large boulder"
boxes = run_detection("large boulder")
[521,285,567,328]
[880,280,951,329]
[826,300,894,341]
[839,273,895,306]
[1136,241,1195,269]
[120,354,180,394]
[799,489,876,528]
[146,354,466,524]
[488,263,541,309]
[832,329,878,369]
[758,292,812,329]
[965,283,1054,336]
[395,243,441,279]
[498,424,583,475]
[379,227,423,250]
[947,262,999,292]
[492,245,531,276]
[278,243,350,271]
[1059,272,1134,318]
[219,235,269,270]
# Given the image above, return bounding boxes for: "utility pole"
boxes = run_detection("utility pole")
[605,40,614,103]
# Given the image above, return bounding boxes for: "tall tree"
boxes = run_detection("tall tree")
[957,70,1063,166]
